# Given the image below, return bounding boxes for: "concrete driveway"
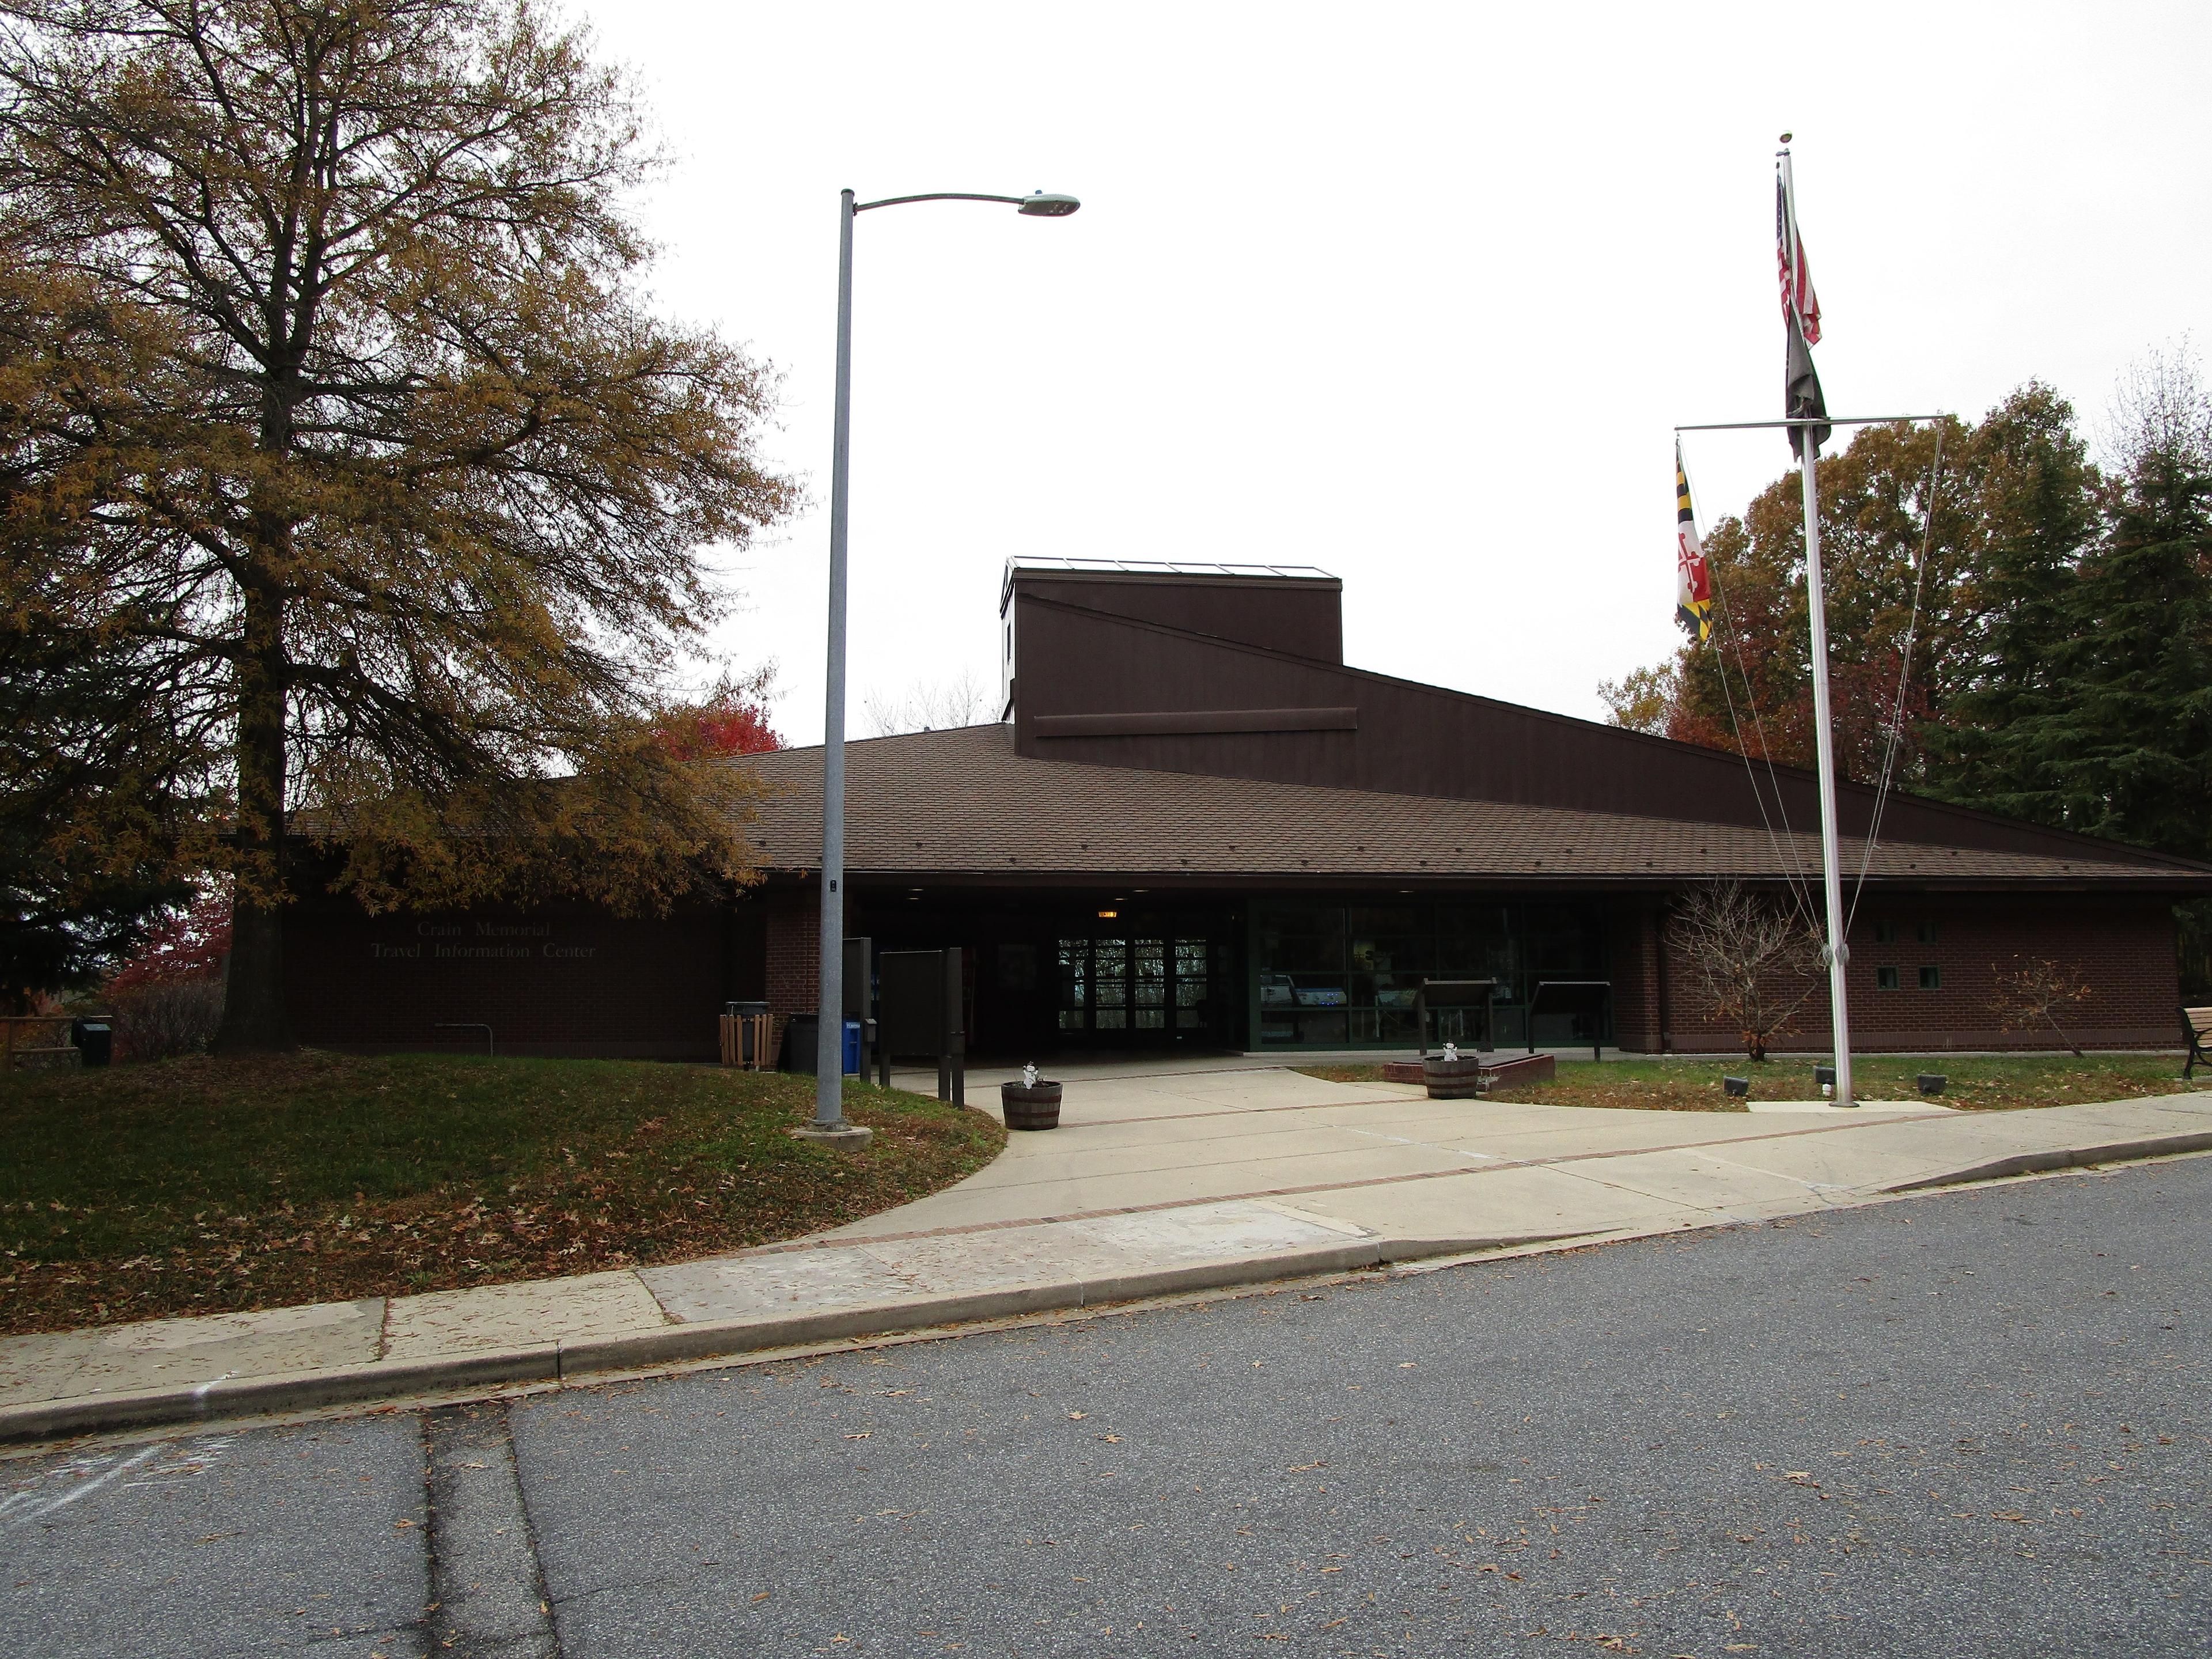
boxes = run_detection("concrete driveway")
[853,1056,1958,1242]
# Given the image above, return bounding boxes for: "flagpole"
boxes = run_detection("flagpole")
[1797,434,1855,1105]
[1780,142,1855,1107]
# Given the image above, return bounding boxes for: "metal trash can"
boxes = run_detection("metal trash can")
[70,1018,112,1068]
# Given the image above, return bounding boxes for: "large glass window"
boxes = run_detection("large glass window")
[1175,941,1209,1029]
[1056,937,1088,1032]
[1093,938,1128,1029]
[1254,900,1608,1048]
[1059,931,1223,1042]
[1255,906,1348,1047]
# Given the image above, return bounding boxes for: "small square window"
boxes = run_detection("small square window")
[1876,965,1900,991]
[1873,920,1896,944]
[1915,921,1939,945]
[1919,965,1942,990]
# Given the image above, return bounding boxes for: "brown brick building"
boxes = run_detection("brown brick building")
[282,560,2211,1060]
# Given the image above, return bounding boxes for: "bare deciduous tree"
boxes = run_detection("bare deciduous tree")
[1990,956,2092,1056]
[1669,881,1824,1062]
[863,669,991,737]
[2103,338,2212,478]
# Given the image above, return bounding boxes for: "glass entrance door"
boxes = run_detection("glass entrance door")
[1058,934,1218,1046]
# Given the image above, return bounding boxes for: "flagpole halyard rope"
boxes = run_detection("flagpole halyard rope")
[1675,415,1944,432]
[1712,569,1823,929]
[1846,421,1946,926]
[1673,414,1953,933]
[1679,440,1824,930]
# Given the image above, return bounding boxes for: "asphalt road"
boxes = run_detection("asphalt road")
[5,1157,2207,1658]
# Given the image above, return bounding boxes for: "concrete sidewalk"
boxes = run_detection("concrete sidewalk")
[5,1066,2209,1445]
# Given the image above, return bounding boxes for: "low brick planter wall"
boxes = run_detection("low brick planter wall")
[1379,1052,1556,1089]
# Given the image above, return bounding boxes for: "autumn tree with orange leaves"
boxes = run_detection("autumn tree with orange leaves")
[1601,385,2097,790]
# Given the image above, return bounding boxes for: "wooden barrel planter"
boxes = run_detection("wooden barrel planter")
[1001,1080,1063,1131]
[1423,1055,1486,1100]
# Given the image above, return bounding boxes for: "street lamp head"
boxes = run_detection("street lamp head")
[1017,191,1081,218]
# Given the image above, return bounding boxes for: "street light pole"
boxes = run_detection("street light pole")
[808,188,1080,1134]
[811,188,857,1130]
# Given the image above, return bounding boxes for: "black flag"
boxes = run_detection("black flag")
[1785,307,1829,460]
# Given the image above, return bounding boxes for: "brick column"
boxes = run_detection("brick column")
[764,886,821,1060]
[1605,900,1665,1052]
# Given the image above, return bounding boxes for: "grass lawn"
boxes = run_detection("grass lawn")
[1297,1052,2208,1113]
[0,1050,1004,1338]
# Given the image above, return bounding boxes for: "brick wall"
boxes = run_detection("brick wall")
[1605,902,1664,1051]
[283,893,736,1060]
[282,880,2183,1061]
[764,885,821,1060]
[1656,895,2180,1054]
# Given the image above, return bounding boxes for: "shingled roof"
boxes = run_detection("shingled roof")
[736,725,2208,891]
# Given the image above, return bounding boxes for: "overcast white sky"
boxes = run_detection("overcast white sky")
[574,1,2212,745]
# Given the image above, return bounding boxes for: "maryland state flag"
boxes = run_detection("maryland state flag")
[1674,440,1711,643]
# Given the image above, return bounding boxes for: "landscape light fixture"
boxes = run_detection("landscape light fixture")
[810,184,1081,1134]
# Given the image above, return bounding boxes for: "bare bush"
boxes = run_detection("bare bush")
[112,978,226,1063]
[1669,881,1824,1061]
[1990,956,2092,1056]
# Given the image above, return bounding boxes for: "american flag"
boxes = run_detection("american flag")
[1776,169,1821,343]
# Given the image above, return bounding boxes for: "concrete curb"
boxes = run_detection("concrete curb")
[0,1344,562,1447]
[12,1128,2207,1449]
[1373,1232,1589,1263]
[0,1241,1381,1448]
[1883,1129,2212,1193]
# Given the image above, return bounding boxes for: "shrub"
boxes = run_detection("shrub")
[112,977,226,1062]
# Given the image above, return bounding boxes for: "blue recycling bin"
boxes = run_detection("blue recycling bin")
[782,1014,863,1077]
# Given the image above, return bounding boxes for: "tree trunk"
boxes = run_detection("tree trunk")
[214,575,291,1051]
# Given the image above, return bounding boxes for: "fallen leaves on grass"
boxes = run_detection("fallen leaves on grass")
[0,1051,1003,1335]
[1297,1056,2206,1113]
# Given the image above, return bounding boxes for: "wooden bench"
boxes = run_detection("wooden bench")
[2184,1006,2212,1081]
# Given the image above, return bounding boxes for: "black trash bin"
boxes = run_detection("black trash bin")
[779,1013,862,1077]
[71,1018,112,1068]
[780,1012,816,1073]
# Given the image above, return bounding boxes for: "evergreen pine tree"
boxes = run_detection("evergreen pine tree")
[2039,450,2212,858]
[1918,385,2100,819]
